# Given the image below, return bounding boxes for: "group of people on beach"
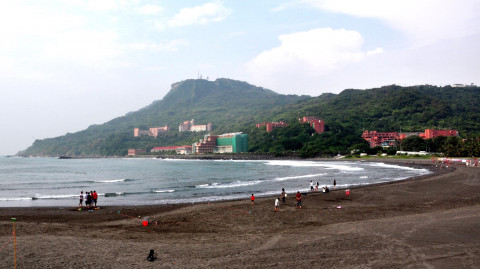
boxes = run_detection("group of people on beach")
[79,190,98,208]
[270,179,337,211]
[310,180,335,192]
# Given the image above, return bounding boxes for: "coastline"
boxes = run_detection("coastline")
[1,158,479,268]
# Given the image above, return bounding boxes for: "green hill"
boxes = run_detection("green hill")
[19,78,309,156]
[19,79,480,157]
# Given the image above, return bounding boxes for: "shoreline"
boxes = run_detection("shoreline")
[0,157,436,208]
[1,158,479,268]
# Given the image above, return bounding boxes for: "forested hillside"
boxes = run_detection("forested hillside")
[19,79,480,157]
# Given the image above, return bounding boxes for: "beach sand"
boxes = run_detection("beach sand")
[1,159,479,268]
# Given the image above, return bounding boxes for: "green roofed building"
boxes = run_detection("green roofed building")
[215,132,248,153]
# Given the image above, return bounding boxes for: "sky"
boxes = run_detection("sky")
[1,0,479,155]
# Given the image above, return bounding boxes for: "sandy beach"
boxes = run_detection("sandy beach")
[1,159,479,268]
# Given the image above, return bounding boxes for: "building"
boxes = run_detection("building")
[151,145,192,154]
[175,146,193,155]
[298,116,325,134]
[420,129,458,139]
[134,125,170,137]
[362,129,459,148]
[215,133,248,153]
[192,135,218,154]
[192,132,248,154]
[179,119,212,132]
[256,121,288,132]
[128,149,146,156]
[361,130,399,148]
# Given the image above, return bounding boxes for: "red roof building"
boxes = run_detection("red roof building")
[298,116,325,134]
[361,130,399,148]
[192,135,218,154]
[420,129,459,139]
[256,121,288,132]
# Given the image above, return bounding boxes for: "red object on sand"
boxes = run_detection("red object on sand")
[143,221,148,226]
[346,189,350,196]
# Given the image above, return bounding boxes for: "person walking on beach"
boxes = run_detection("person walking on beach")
[296,191,302,209]
[281,188,287,204]
[315,182,319,192]
[92,190,98,207]
[310,180,314,191]
[79,191,84,207]
[274,198,279,212]
[333,179,337,189]
[251,194,255,205]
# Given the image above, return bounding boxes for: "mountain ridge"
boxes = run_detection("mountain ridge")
[19,79,480,157]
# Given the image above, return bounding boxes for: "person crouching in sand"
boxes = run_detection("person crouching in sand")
[274,198,279,212]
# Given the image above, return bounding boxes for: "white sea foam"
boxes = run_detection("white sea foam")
[32,194,77,199]
[273,173,327,181]
[0,197,32,201]
[360,176,368,179]
[197,180,262,189]
[265,160,364,171]
[154,189,175,193]
[96,179,126,183]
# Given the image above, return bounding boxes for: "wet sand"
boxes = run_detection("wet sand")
[1,159,479,268]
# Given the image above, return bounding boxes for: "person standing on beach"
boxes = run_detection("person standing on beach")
[92,190,98,207]
[79,191,84,207]
[315,182,319,192]
[333,179,337,189]
[310,180,314,191]
[85,192,91,208]
[251,194,255,205]
[281,188,286,204]
[274,198,279,212]
[296,191,302,209]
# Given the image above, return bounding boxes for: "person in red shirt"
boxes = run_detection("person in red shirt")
[92,190,98,207]
[296,191,302,209]
[251,194,255,205]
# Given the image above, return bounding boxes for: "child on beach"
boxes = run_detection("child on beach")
[281,188,286,204]
[79,191,84,207]
[274,198,279,212]
[251,194,255,205]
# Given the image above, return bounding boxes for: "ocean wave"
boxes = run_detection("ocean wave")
[153,189,175,193]
[95,178,134,183]
[273,173,327,181]
[0,197,33,201]
[104,192,124,197]
[196,180,262,189]
[32,194,77,200]
[265,160,364,171]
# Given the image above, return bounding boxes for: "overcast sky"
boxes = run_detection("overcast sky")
[1,0,479,155]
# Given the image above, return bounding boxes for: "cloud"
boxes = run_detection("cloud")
[59,0,126,11]
[247,28,382,76]
[39,29,124,68]
[136,4,164,15]
[168,0,232,27]
[129,40,188,52]
[302,0,480,45]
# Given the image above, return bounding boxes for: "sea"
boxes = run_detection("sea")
[0,157,431,207]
